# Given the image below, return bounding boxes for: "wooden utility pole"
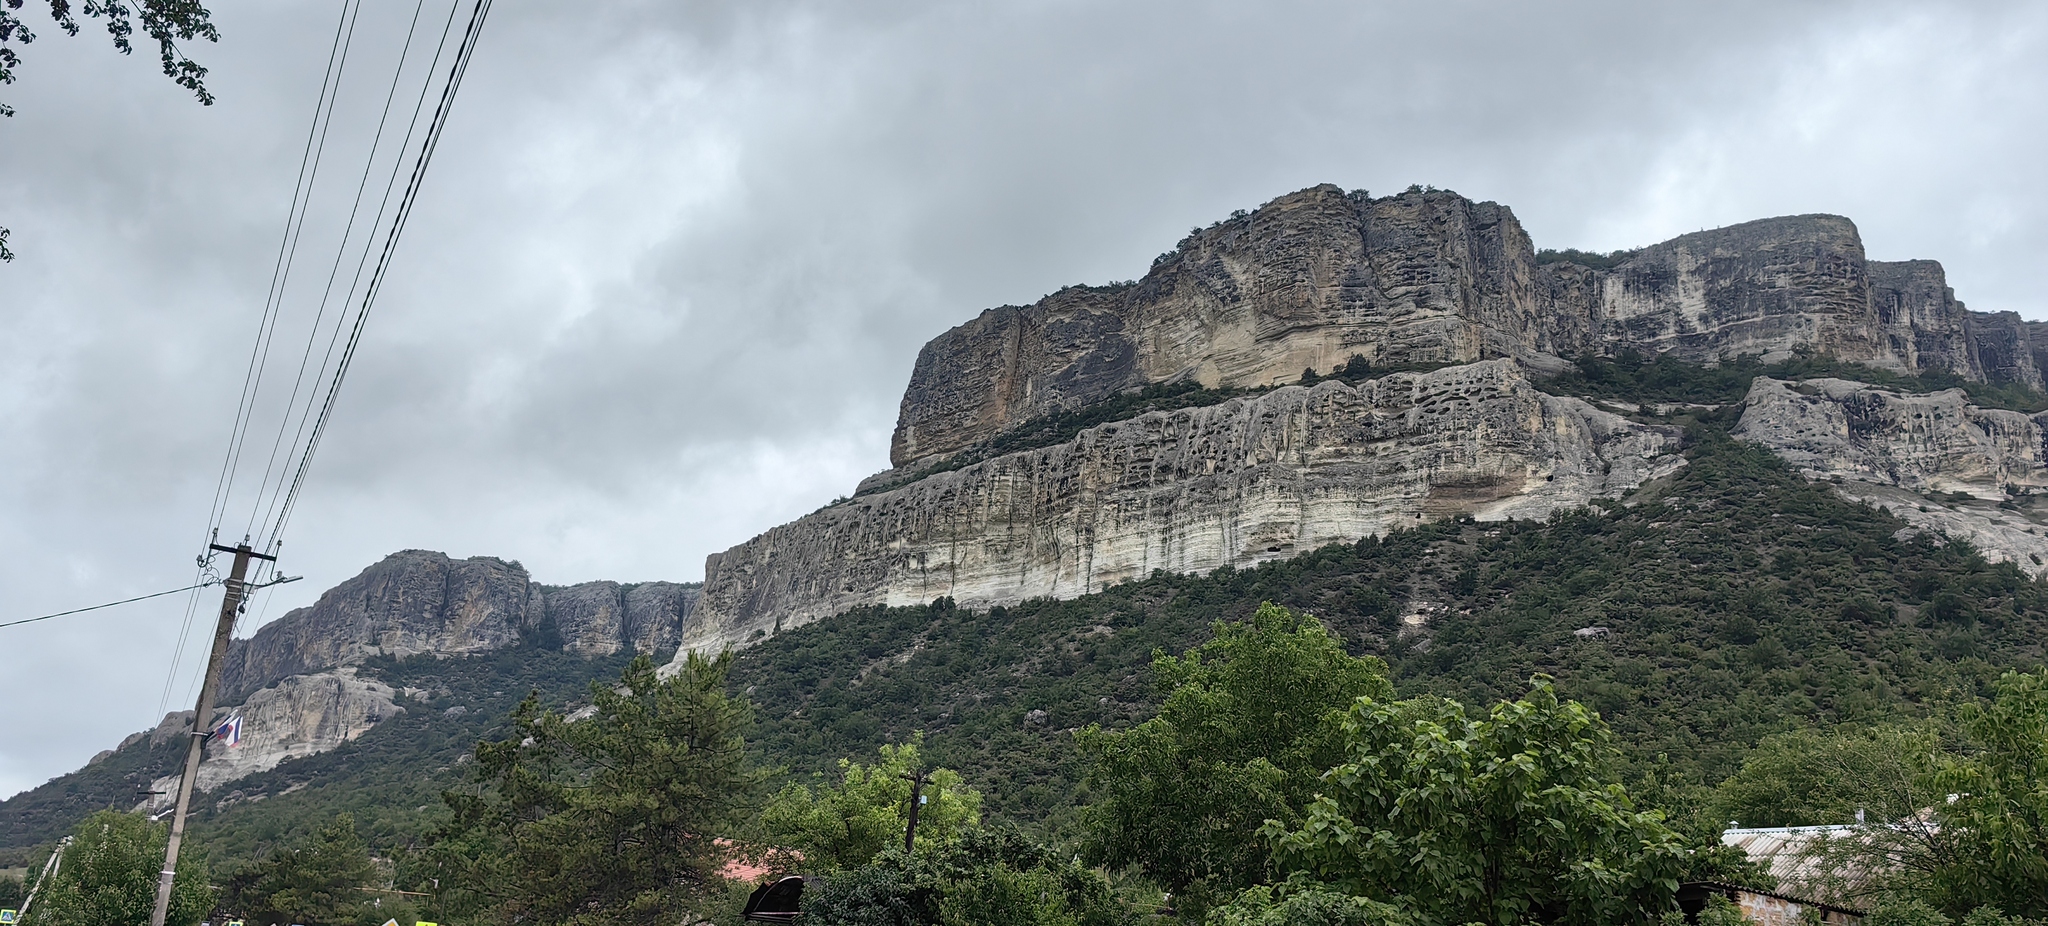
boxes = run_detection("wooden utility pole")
[150,542,273,926]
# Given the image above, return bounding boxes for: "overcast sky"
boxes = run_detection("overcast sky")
[2,0,2044,797]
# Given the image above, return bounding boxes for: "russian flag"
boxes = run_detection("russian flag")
[210,714,243,748]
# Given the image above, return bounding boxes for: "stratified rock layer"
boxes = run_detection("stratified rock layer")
[679,360,1684,656]
[892,185,2040,468]
[1734,377,2048,574]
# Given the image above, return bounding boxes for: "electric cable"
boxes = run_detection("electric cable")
[244,0,441,542]
[161,0,359,724]
[267,0,493,545]
[1,584,219,631]
[202,0,365,550]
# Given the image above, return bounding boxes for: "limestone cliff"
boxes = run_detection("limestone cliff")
[115,552,707,797]
[679,360,1684,657]
[892,185,2040,469]
[890,187,1566,467]
[221,550,699,701]
[142,668,400,804]
[1734,377,2048,574]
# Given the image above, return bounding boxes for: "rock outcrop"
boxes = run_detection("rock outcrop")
[25,181,2048,827]
[1734,377,2048,574]
[891,186,2040,469]
[542,580,701,657]
[675,184,2048,664]
[221,550,699,700]
[142,668,400,803]
[678,360,1684,656]
[123,552,707,796]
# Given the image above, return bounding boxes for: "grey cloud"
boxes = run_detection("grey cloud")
[3,0,2045,796]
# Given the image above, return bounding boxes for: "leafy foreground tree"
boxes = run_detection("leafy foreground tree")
[0,0,217,115]
[426,653,764,926]
[801,826,1128,926]
[1261,679,1687,926]
[1076,602,1392,916]
[759,736,982,871]
[1709,723,1947,831]
[1793,669,2048,921]
[218,812,385,926]
[20,809,212,926]
[1205,885,1411,926]
[1926,668,2048,918]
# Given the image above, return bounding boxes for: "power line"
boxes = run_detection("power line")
[267,0,494,545]
[164,0,360,724]
[247,0,449,544]
[201,0,366,553]
[244,0,434,544]
[0,584,219,631]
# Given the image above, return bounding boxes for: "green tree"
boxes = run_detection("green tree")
[759,736,981,871]
[1267,679,1687,926]
[20,810,212,926]
[1783,671,2048,918]
[1076,602,1392,914]
[1205,885,1410,926]
[221,813,377,925]
[428,652,764,926]
[1711,724,1945,829]
[1919,669,2048,918]
[801,827,1125,926]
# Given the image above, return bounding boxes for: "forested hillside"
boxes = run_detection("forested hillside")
[736,422,2048,828]
[97,396,2043,862]
[7,356,2048,925]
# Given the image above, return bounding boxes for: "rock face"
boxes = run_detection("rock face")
[220,551,531,702]
[678,183,2047,665]
[1734,377,2048,574]
[891,185,2040,469]
[127,552,706,796]
[542,580,701,657]
[221,550,699,700]
[1733,378,2048,494]
[890,187,1567,467]
[143,668,400,802]
[679,360,1684,656]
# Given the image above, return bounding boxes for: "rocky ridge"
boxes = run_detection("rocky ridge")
[1733,377,2048,575]
[222,550,699,702]
[673,185,2048,667]
[676,360,1685,657]
[123,551,702,798]
[891,185,2041,469]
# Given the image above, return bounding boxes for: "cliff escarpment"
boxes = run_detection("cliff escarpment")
[891,185,2039,469]
[122,553,708,799]
[674,183,2045,666]
[221,550,699,702]
[679,360,1684,656]
[1734,377,2048,575]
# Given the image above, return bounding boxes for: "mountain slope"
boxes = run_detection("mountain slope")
[730,419,2048,828]
[8,376,2045,866]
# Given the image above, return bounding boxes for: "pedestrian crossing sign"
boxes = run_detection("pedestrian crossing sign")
[2,907,19,924]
